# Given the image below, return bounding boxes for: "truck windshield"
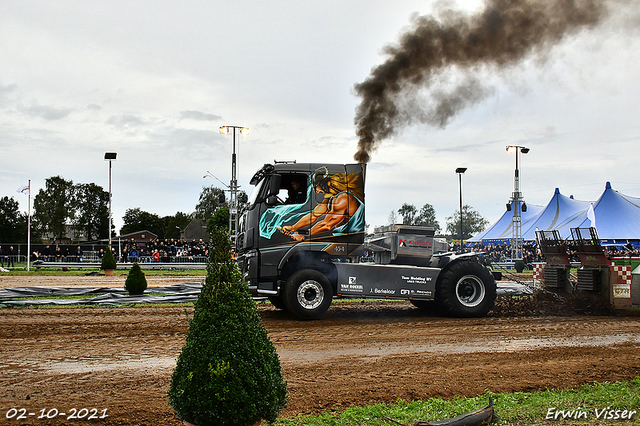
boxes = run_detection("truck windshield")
[247,178,265,208]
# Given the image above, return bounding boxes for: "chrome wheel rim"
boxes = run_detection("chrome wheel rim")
[455,275,485,307]
[296,279,324,310]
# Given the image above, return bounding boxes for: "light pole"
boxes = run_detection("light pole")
[104,152,117,251]
[219,126,250,244]
[506,145,529,260]
[176,225,185,240]
[455,167,467,250]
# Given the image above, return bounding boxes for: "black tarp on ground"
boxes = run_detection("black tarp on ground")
[0,282,203,306]
[0,282,530,306]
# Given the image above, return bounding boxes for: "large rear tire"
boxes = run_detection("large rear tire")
[283,269,333,320]
[436,260,496,317]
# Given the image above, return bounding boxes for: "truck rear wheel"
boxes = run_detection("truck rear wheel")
[283,269,333,320]
[436,260,496,317]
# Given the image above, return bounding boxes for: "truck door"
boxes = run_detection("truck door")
[306,164,365,248]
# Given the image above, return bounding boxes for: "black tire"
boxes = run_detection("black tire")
[268,296,287,311]
[436,260,496,317]
[283,269,333,320]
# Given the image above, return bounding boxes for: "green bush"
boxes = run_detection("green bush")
[100,247,117,270]
[514,260,526,273]
[124,262,147,295]
[168,229,287,426]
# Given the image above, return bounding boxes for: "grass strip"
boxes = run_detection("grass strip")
[276,378,640,425]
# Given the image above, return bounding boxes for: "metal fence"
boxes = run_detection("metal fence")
[1,251,210,270]
[121,255,208,264]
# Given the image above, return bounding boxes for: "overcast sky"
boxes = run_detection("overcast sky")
[1,0,639,235]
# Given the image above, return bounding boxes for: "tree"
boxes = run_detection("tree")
[392,203,441,233]
[397,203,418,225]
[415,203,441,233]
[120,208,166,238]
[206,206,229,235]
[388,210,398,225]
[445,205,489,240]
[33,176,74,242]
[195,186,227,220]
[164,212,194,239]
[0,196,26,242]
[72,183,109,241]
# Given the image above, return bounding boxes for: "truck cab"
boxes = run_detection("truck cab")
[237,163,366,317]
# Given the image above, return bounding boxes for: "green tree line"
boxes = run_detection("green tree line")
[0,176,232,243]
[388,202,489,239]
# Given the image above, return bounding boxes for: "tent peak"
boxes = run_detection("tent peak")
[554,188,560,194]
[606,181,612,189]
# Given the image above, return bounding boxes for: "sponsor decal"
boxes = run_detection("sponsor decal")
[401,288,433,297]
[613,284,631,298]
[401,275,432,284]
[370,288,396,295]
[410,289,432,296]
[398,239,432,248]
[340,283,364,293]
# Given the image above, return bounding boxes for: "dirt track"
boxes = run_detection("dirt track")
[1,275,640,425]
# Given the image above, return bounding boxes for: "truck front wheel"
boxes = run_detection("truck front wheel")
[436,261,496,317]
[283,269,333,320]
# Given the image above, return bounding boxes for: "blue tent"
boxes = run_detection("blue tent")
[470,182,640,243]
[469,201,544,243]
[576,182,640,241]
[521,189,591,240]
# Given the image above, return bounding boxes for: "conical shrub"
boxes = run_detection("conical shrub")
[124,262,147,295]
[168,229,287,426]
[100,247,117,271]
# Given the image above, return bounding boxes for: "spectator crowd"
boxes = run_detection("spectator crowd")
[27,238,211,264]
[118,238,210,263]
[467,240,640,269]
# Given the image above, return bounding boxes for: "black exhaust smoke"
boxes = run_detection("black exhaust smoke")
[353,0,607,163]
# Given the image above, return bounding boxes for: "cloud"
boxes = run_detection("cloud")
[19,104,73,120]
[106,114,146,128]
[179,110,221,121]
[0,83,17,96]
[0,83,17,107]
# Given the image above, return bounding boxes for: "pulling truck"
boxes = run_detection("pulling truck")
[236,162,496,320]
